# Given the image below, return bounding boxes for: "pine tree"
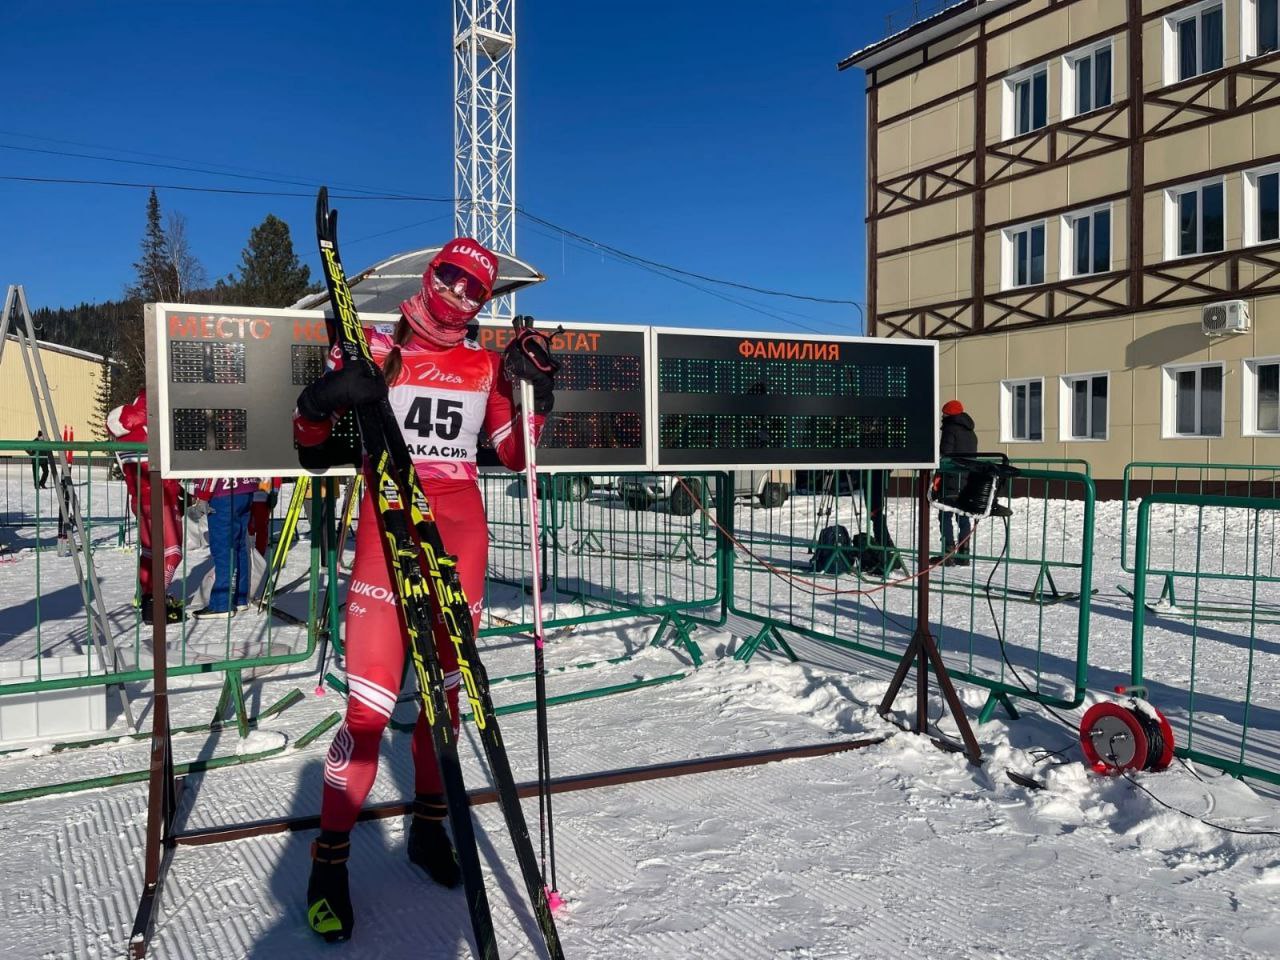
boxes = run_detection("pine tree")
[234,214,312,307]
[128,190,180,303]
[91,352,114,440]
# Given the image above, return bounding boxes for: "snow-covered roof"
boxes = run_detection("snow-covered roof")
[293,246,545,314]
[3,335,118,366]
[839,0,1020,73]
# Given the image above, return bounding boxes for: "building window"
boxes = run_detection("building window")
[1165,179,1225,258]
[1002,378,1044,442]
[1062,206,1112,278]
[1163,363,1224,437]
[1244,0,1280,57]
[1063,41,1113,119]
[1245,357,1280,434]
[1244,164,1280,245]
[1004,64,1048,138]
[1165,2,1224,83]
[1061,373,1109,440]
[1003,222,1046,288]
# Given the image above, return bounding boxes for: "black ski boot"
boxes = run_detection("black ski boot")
[929,548,957,568]
[954,544,971,567]
[408,794,460,888]
[141,593,184,625]
[307,830,354,942]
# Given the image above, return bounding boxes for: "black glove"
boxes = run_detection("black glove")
[502,316,559,414]
[296,361,387,421]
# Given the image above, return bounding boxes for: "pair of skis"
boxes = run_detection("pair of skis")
[314,188,563,960]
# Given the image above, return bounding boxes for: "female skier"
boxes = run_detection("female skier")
[293,238,557,942]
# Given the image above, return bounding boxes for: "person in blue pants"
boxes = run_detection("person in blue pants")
[189,478,261,617]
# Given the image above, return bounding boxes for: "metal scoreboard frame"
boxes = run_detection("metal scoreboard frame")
[647,326,939,472]
[146,303,406,480]
[145,304,655,479]
[473,319,654,474]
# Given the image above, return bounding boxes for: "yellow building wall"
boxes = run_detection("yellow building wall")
[937,294,1280,479]
[0,341,107,450]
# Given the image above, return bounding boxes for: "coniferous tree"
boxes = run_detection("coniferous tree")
[91,352,114,440]
[234,214,312,307]
[128,190,180,303]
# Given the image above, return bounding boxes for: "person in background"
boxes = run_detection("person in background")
[106,389,184,625]
[188,476,262,618]
[26,431,55,489]
[248,477,281,556]
[935,399,979,566]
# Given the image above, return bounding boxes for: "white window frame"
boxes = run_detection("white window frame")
[1163,1,1227,85]
[1161,361,1226,438]
[1061,38,1116,120]
[1001,377,1045,443]
[1163,176,1227,260]
[1001,62,1050,140]
[1244,161,1280,246]
[1243,0,1280,59]
[1001,220,1048,290]
[1243,356,1280,435]
[1059,372,1110,441]
[1060,203,1114,279]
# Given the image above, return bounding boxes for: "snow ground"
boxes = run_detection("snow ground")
[1,467,1279,958]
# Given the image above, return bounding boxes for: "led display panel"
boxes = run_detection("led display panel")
[651,328,938,470]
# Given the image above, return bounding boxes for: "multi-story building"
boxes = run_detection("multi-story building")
[842,0,1280,488]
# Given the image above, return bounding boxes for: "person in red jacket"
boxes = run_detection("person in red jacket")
[247,477,281,556]
[296,238,558,943]
[106,388,184,625]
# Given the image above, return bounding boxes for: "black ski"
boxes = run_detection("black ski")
[314,188,564,960]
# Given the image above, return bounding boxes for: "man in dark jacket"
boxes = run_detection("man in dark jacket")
[26,431,55,489]
[937,400,978,565]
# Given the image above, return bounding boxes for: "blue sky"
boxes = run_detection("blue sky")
[0,1,903,336]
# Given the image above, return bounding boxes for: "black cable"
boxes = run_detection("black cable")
[1122,773,1280,838]
[0,127,864,310]
[0,173,446,201]
[984,515,1082,736]
[517,207,865,309]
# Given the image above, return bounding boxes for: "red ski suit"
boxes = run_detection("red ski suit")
[106,389,183,594]
[295,328,543,832]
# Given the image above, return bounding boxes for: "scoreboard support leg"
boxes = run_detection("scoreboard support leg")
[129,468,182,958]
[877,470,981,764]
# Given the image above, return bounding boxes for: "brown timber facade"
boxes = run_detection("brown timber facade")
[844,0,1280,479]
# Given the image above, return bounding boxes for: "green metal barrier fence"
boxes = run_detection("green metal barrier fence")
[476,472,726,658]
[1,441,140,541]
[11,444,1280,794]
[720,463,1095,718]
[1129,492,1280,785]
[0,442,323,716]
[1119,462,1280,619]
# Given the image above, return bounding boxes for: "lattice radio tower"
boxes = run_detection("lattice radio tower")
[454,0,517,322]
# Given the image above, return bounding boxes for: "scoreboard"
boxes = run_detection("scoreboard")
[475,321,651,472]
[146,303,936,479]
[651,328,937,470]
[146,303,363,479]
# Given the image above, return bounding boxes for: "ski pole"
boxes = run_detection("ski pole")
[513,316,559,901]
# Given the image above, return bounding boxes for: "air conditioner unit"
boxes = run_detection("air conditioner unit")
[1202,300,1250,336]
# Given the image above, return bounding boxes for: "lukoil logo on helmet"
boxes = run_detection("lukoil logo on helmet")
[452,244,495,279]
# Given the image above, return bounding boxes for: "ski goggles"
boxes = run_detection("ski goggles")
[431,262,489,308]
